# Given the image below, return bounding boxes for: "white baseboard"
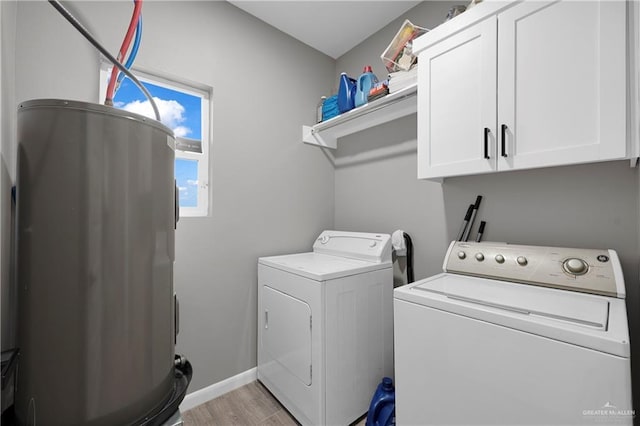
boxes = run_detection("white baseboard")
[179,367,257,412]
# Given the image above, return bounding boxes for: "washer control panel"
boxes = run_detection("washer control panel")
[445,241,623,298]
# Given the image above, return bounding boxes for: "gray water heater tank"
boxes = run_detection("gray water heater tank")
[15,99,178,425]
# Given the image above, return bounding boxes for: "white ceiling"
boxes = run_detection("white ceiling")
[227,1,422,59]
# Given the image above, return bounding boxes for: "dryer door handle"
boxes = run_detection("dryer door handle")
[265,310,269,329]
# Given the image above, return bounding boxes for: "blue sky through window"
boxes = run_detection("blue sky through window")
[114,78,202,139]
[112,77,203,208]
[175,158,198,207]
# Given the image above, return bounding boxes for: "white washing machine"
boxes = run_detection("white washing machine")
[258,230,394,426]
[394,241,633,425]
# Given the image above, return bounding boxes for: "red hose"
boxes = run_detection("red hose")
[105,0,143,105]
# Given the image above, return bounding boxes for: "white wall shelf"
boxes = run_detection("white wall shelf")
[302,84,417,149]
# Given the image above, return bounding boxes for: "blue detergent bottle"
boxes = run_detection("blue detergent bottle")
[338,72,357,113]
[355,65,378,108]
[366,377,396,426]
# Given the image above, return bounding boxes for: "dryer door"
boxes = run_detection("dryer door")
[263,286,312,385]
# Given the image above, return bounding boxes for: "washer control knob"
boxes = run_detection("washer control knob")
[475,253,485,262]
[457,251,466,260]
[495,254,505,264]
[369,241,377,248]
[320,235,330,244]
[516,256,528,266]
[563,258,588,275]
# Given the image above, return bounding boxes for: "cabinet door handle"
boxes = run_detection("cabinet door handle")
[501,124,508,157]
[483,128,490,159]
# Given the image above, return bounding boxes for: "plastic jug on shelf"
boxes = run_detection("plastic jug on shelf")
[355,65,378,108]
[338,72,357,114]
[366,377,395,426]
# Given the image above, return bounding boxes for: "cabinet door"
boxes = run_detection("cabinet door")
[417,16,498,179]
[497,0,627,171]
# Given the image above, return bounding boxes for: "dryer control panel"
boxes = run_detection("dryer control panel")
[445,241,625,298]
[313,230,392,264]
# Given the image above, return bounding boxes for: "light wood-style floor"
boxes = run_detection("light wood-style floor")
[183,381,367,426]
[183,381,298,426]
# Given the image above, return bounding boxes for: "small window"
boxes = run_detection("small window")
[99,66,211,217]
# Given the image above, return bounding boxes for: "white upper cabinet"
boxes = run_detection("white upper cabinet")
[417,16,498,178]
[497,1,627,170]
[416,0,630,180]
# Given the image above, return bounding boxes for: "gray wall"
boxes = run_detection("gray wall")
[335,0,640,413]
[8,1,335,392]
[334,1,458,281]
[334,114,449,281]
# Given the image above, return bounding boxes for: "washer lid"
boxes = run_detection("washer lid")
[417,274,609,328]
[394,273,630,358]
[259,252,391,281]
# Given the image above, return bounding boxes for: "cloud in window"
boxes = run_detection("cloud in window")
[173,126,191,138]
[122,97,192,137]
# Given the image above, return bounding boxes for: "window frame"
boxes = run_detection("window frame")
[99,64,211,217]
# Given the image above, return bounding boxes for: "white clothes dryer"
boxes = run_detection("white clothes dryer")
[258,231,394,426]
[394,241,633,425]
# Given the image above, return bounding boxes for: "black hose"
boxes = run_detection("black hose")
[403,233,414,283]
